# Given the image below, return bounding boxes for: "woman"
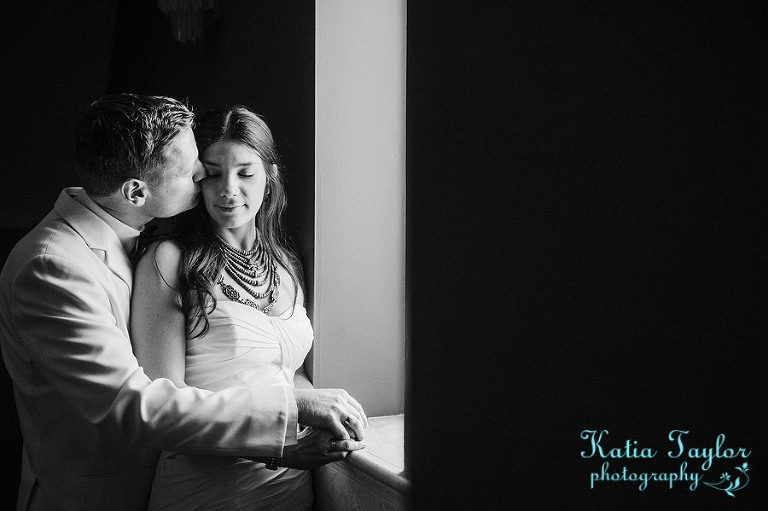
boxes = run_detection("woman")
[131,106,334,510]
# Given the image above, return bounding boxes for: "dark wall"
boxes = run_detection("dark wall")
[407,3,764,510]
[1,1,118,229]
[0,234,25,505]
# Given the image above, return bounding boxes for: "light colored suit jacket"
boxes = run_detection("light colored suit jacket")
[0,189,296,511]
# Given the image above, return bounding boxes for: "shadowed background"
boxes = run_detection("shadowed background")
[1,2,764,509]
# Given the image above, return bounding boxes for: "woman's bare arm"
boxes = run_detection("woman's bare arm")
[130,241,188,387]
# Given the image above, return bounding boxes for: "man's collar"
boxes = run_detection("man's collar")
[73,189,142,255]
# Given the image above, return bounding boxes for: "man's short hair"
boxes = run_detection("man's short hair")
[75,94,194,197]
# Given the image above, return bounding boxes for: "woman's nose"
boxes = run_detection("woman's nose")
[220,176,239,197]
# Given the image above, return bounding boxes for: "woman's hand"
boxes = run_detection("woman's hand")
[271,427,366,470]
[294,388,368,441]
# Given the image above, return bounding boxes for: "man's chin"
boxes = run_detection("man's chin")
[156,197,199,219]
[181,195,201,213]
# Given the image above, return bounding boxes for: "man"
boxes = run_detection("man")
[0,94,366,510]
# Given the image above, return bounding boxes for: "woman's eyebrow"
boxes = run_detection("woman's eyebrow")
[200,159,256,168]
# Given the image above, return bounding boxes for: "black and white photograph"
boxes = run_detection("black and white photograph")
[1,1,763,510]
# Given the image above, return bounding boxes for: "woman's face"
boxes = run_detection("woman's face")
[200,140,268,234]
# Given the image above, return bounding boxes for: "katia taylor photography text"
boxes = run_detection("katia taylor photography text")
[580,430,751,494]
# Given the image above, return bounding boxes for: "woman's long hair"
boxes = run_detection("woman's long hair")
[170,105,303,337]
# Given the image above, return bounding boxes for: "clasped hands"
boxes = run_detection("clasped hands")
[255,388,368,470]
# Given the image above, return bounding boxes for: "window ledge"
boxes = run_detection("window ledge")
[314,414,410,510]
[345,414,409,494]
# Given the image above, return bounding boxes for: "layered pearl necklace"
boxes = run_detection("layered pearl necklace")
[215,233,280,314]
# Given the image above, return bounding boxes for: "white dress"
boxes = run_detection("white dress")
[147,296,314,511]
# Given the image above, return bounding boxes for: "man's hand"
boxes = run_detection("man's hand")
[268,427,366,470]
[294,388,368,441]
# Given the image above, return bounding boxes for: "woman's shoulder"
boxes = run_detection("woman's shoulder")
[136,238,183,287]
[149,238,183,260]
[140,238,183,266]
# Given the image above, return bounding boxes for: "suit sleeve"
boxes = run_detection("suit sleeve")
[10,253,296,457]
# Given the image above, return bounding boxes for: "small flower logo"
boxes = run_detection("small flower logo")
[704,463,749,498]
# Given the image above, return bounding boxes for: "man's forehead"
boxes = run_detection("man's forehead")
[163,129,197,165]
[167,127,195,154]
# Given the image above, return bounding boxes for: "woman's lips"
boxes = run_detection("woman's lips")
[216,204,243,212]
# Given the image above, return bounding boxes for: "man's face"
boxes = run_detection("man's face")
[145,128,205,218]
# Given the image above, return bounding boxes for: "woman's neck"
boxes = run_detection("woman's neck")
[211,223,257,252]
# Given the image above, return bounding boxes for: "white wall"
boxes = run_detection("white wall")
[313,0,406,416]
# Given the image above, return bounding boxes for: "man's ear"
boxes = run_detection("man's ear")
[121,179,149,206]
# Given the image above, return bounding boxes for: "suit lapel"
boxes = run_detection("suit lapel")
[54,189,134,294]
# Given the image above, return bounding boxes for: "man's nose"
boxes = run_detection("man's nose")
[193,162,206,183]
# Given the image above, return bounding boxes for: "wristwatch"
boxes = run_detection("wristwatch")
[265,457,279,470]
